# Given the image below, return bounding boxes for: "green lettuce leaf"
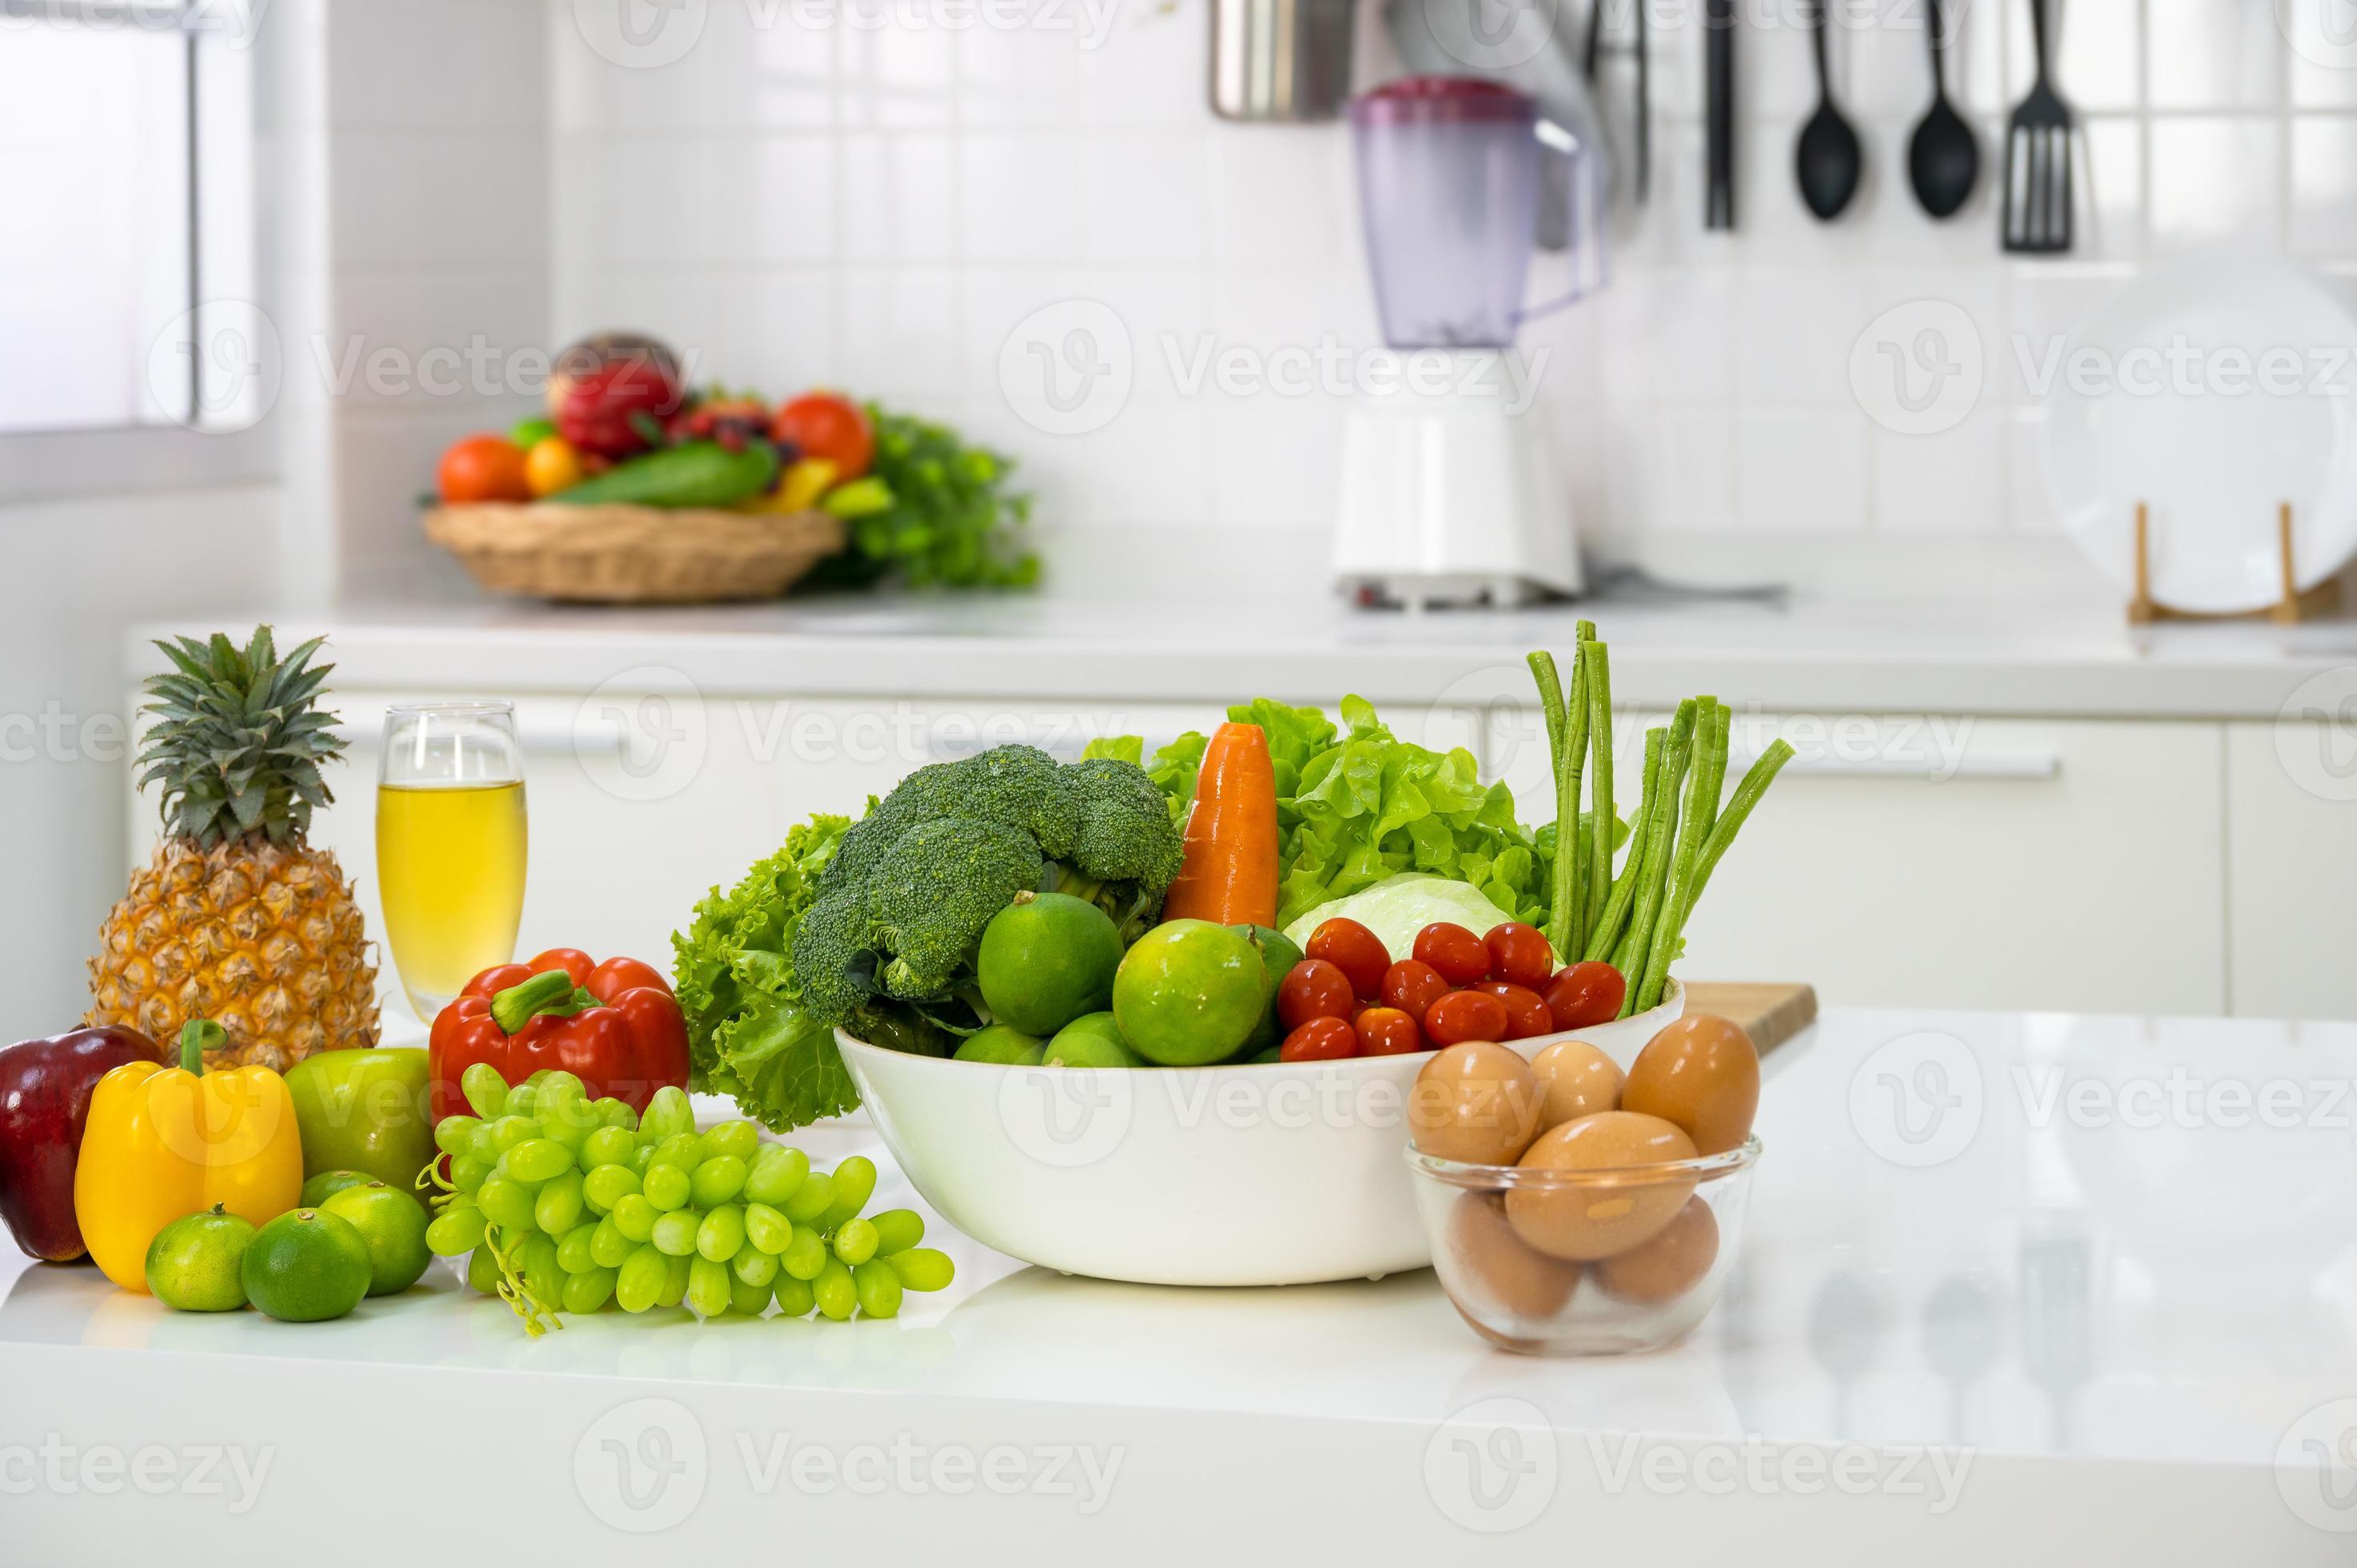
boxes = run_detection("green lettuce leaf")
[670,813,857,1132]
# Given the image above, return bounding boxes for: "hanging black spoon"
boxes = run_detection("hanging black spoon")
[1795,0,1861,220]
[1907,0,1979,218]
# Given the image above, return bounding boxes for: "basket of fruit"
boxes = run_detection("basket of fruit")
[426,333,1035,604]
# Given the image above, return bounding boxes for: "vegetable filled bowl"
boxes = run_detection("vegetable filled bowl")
[836,980,1683,1290]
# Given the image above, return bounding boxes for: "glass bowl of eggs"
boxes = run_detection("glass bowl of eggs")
[1403,1016,1763,1355]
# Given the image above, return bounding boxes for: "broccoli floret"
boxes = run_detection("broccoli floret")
[820,745,1071,893]
[1053,758,1186,934]
[791,746,1184,1030]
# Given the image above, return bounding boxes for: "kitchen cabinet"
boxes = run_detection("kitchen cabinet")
[2225,720,2357,1020]
[1497,710,2227,1016]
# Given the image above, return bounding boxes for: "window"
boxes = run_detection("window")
[0,0,266,490]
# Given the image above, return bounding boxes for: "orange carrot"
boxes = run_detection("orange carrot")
[1158,722,1279,927]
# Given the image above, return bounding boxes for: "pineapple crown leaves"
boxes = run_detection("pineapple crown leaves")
[137,625,347,849]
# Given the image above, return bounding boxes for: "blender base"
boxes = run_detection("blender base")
[1330,359,1582,610]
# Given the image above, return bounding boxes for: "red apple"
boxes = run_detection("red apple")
[546,333,686,459]
[0,1025,166,1262]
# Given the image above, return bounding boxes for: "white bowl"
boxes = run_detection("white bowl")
[837,980,1684,1288]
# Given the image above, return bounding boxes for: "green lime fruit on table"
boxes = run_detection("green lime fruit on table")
[283,1046,435,1202]
[319,1181,432,1296]
[145,1205,258,1312]
[1112,919,1271,1066]
[976,891,1123,1037]
[300,1170,376,1210]
[239,1208,374,1323]
[1043,1011,1141,1069]
[1234,924,1303,1054]
[954,1025,1046,1065]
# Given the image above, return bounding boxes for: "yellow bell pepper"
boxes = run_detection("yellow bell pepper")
[739,456,838,514]
[74,1019,303,1292]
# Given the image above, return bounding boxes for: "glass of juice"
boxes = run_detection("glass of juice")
[377,702,529,1020]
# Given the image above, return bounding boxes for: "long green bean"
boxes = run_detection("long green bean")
[1637,697,1725,1014]
[1584,726,1661,962]
[1525,651,1574,959]
[1611,700,1697,1002]
[1631,738,1797,1014]
[1583,638,1614,938]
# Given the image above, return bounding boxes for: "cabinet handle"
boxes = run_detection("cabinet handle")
[1734,747,2059,781]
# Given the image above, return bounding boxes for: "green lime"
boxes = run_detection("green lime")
[1043,1011,1140,1068]
[1112,919,1270,1066]
[976,891,1123,1037]
[1234,924,1303,1054]
[144,1205,257,1312]
[953,1025,1046,1065]
[319,1182,432,1296]
[239,1209,373,1322]
[300,1170,376,1209]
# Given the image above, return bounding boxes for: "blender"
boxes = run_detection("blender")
[1335,76,1603,608]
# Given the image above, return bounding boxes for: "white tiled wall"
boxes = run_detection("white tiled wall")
[350,1,2357,588]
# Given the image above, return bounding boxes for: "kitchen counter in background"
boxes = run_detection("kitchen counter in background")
[149,589,2357,721]
[6,1008,2350,1563]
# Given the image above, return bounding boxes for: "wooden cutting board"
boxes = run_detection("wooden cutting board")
[1679,982,1819,1056]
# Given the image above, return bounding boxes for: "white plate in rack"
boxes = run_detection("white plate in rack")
[2042,254,2357,614]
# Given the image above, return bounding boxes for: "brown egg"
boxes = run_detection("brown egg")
[1621,1014,1759,1157]
[1595,1196,1720,1303]
[1443,1192,1581,1321]
[1504,1110,1699,1261]
[1529,1038,1623,1130]
[1410,1041,1543,1165]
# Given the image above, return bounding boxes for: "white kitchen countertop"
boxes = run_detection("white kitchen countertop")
[6,1006,2351,1562]
[135,589,2357,719]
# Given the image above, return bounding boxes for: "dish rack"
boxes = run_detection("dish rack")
[2127,502,2342,626]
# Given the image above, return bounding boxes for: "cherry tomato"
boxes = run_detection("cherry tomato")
[438,434,532,503]
[1412,922,1489,988]
[1306,918,1389,1000]
[1379,959,1450,1021]
[1475,982,1555,1040]
[1483,922,1555,990]
[1543,961,1627,1030]
[1424,988,1510,1046]
[1355,1006,1424,1056]
[770,392,874,479]
[1277,960,1356,1032]
[1279,1016,1359,1062]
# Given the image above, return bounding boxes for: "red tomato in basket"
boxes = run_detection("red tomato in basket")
[1476,982,1555,1040]
[1412,923,1490,988]
[1305,918,1389,1000]
[1279,1016,1359,1063]
[1354,1006,1424,1057]
[1483,922,1555,990]
[1543,962,1627,1030]
[1277,960,1355,1032]
[1379,959,1449,1021]
[1424,988,1510,1047]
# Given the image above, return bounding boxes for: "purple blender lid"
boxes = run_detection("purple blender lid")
[1350,75,1536,126]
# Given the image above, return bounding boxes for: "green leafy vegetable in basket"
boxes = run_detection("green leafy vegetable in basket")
[804,406,1038,591]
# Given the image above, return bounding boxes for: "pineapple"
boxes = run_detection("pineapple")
[87,626,378,1071]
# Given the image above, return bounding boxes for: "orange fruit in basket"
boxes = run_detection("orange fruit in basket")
[438,434,531,503]
[522,436,584,497]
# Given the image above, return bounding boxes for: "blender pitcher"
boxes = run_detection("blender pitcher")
[1350,77,1606,350]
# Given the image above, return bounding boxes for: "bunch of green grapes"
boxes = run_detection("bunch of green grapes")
[422,1065,951,1334]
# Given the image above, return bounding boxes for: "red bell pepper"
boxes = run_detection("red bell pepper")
[427,948,689,1121]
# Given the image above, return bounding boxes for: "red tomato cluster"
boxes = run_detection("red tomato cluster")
[1275,918,1629,1062]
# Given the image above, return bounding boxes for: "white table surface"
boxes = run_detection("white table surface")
[6,1006,2354,1562]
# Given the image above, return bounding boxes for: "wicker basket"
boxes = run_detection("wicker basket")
[424,502,846,604]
